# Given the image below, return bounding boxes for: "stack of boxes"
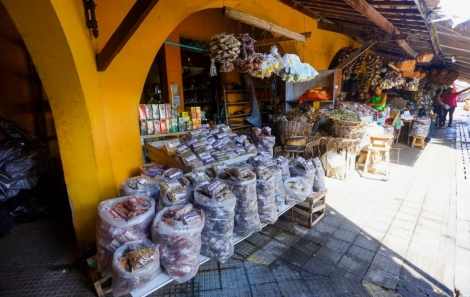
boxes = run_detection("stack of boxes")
[139,104,202,135]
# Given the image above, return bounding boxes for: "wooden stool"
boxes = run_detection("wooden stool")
[284,190,327,228]
[356,150,368,169]
[411,136,425,149]
[362,134,393,181]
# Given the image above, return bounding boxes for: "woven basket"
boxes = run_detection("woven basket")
[278,121,313,136]
[332,121,367,139]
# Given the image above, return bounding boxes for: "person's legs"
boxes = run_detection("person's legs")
[433,106,441,127]
[448,107,456,127]
[441,108,448,127]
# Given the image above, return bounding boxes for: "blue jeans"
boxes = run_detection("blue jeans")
[433,106,444,127]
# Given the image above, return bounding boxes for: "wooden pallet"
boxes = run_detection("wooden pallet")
[88,257,112,297]
[284,190,327,228]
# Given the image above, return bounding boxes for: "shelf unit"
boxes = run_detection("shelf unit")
[283,69,342,111]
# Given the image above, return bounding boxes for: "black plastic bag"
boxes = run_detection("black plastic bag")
[0,118,49,201]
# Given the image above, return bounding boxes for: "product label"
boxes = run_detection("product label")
[139,179,147,185]
[206,137,216,145]
[198,152,211,160]
[215,132,227,139]
[174,190,187,200]
[167,181,181,188]
[186,138,198,146]
[185,155,197,162]
[168,140,180,148]
[197,172,206,177]
[208,180,221,192]
[176,144,188,154]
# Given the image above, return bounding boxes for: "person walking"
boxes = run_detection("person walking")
[432,89,445,128]
[442,87,470,127]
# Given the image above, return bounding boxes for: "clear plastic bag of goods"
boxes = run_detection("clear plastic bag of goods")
[256,175,277,224]
[96,195,156,274]
[284,177,312,205]
[272,167,286,210]
[312,157,326,192]
[326,150,343,168]
[120,175,161,201]
[157,180,189,212]
[409,118,431,138]
[275,156,290,181]
[289,164,315,194]
[218,167,262,237]
[194,181,236,263]
[163,168,184,181]
[140,163,166,178]
[152,203,204,283]
[111,239,162,296]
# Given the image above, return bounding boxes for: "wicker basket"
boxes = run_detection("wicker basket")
[332,121,367,139]
[278,121,313,145]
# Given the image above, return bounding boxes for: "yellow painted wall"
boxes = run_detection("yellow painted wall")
[1,0,358,249]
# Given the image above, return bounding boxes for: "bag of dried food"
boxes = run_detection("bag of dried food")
[312,157,326,192]
[152,203,204,283]
[254,166,277,224]
[275,156,290,181]
[194,180,236,263]
[271,167,286,210]
[96,196,155,274]
[284,177,311,205]
[252,127,275,158]
[157,180,189,212]
[140,163,166,178]
[112,239,162,296]
[120,175,161,201]
[219,166,262,236]
[289,157,316,196]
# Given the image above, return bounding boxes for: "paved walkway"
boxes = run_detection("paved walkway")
[0,105,469,297]
[153,105,469,297]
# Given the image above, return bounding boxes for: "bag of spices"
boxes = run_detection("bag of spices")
[140,163,166,178]
[152,203,204,283]
[120,175,161,201]
[194,181,236,263]
[254,167,277,224]
[289,157,316,196]
[219,166,261,236]
[96,196,155,274]
[283,177,311,205]
[157,180,189,212]
[112,239,161,296]
[312,157,326,192]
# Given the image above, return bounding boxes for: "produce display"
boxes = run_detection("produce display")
[380,70,405,90]
[96,196,155,274]
[121,176,160,201]
[194,180,236,262]
[152,204,204,283]
[112,239,161,296]
[279,54,319,83]
[163,125,257,169]
[409,117,431,137]
[336,102,376,118]
[218,165,262,236]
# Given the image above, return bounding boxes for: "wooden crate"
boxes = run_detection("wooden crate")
[284,190,327,228]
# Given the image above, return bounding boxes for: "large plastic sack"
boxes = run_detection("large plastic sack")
[194,182,236,263]
[152,203,204,283]
[275,156,290,181]
[0,118,49,201]
[284,177,312,205]
[256,175,277,224]
[312,157,326,192]
[289,165,316,194]
[120,176,160,201]
[96,196,155,274]
[112,239,162,296]
[156,180,190,212]
[272,168,286,210]
[219,177,262,237]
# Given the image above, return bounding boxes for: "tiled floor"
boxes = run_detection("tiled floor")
[1,104,470,297]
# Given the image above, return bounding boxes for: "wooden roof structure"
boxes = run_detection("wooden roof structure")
[280,0,470,83]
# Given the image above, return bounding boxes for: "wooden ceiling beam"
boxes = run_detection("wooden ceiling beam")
[412,0,442,59]
[343,0,417,57]
[317,21,408,41]
[368,1,416,8]
[96,0,160,71]
[278,0,333,23]
[253,32,312,46]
